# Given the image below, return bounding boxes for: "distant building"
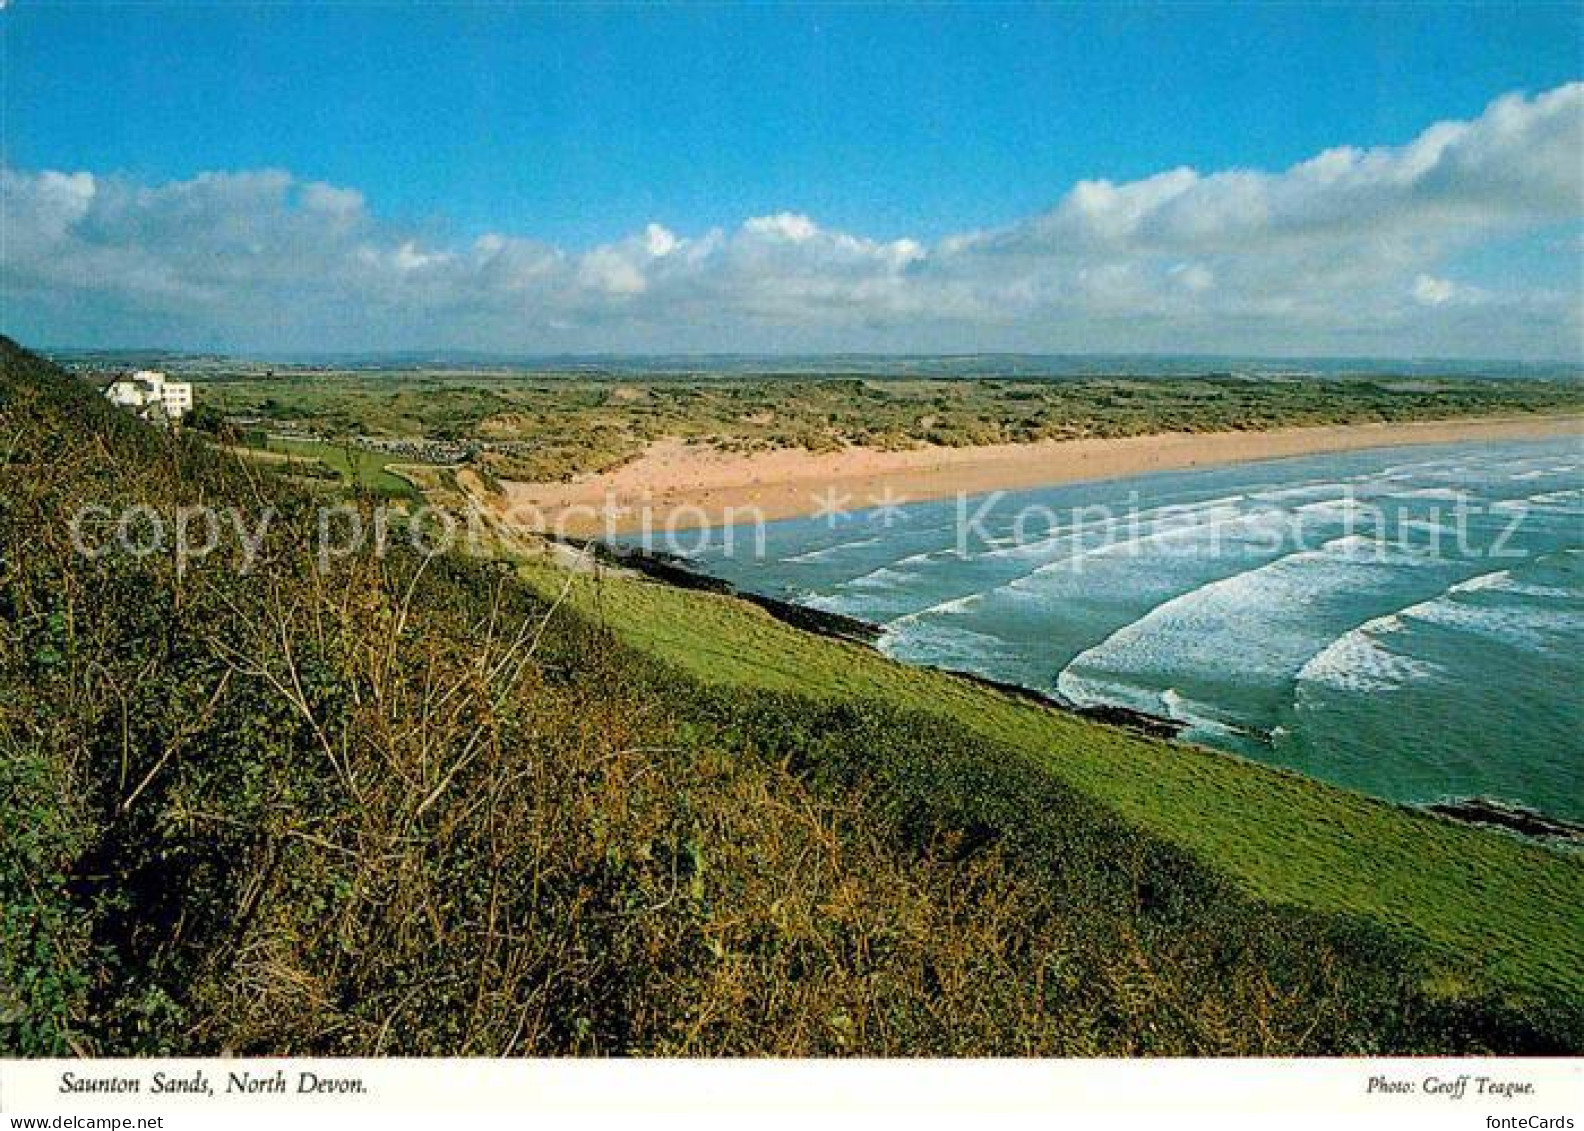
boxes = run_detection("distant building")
[104,370,194,423]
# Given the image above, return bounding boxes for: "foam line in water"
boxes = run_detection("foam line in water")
[782,536,884,564]
[1054,542,1364,695]
[1526,488,1584,507]
[886,590,987,628]
[1448,569,1513,594]
[975,492,1253,562]
[1054,669,1162,715]
[1003,505,1293,593]
[1295,563,1581,695]
[1249,481,1351,504]
[828,492,1279,622]
[886,502,1299,631]
[1403,595,1584,650]
[1159,688,1249,740]
[1296,612,1442,694]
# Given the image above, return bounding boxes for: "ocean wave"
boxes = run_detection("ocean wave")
[1053,518,1492,698]
[1390,487,1472,501]
[1378,457,1466,477]
[866,495,1291,628]
[1054,669,1161,715]
[1464,566,1577,601]
[1297,566,1582,697]
[1402,597,1584,651]
[1526,488,1584,507]
[880,618,1020,669]
[782,536,884,564]
[1293,496,1370,517]
[1447,569,1512,594]
[885,590,986,627]
[777,442,1581,736]
[1490,487,1584,517]
[1000,503,1286,591]
[1295,615,1442,694]
[1326,532,1396,553]
[835,562,925,590]
[1054,543,1391,692]
[975,493,1252,561]
[1159,688,1249,740]
[891,547,954,569]
[1249,481,1351,504]
[1321,533,1454,564]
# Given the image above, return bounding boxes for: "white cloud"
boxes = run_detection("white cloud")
[978,82,1583,257]
[299,181,365,220]
[643,223,680,258]
[2,83,1580,358]
[742,212,820,242]
[1170,263,1215,294]
[1413,274,1457,306]
[576,247,648,296]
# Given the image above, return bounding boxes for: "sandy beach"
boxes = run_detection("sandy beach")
[495,414,1584,536]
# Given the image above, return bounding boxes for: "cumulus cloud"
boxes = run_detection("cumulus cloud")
[1412,274,1458,306]
[1411,273,1490,308]
[2,83,1580,357]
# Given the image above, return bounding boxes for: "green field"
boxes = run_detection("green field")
[232,435,418,498]
[519,557,1584,1000]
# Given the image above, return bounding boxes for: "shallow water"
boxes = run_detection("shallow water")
[679,437,1584,820]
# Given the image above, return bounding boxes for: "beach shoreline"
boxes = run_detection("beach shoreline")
[495,413,1584,535]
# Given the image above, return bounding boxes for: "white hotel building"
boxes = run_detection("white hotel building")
[104,370,194,423]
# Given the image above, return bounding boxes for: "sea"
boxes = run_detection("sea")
[679,437,1584,821]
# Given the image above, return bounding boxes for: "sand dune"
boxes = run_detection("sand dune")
[496,414,1584,537]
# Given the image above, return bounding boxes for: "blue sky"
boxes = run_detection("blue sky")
[3,3,1582,357]
[11,3,1580,244]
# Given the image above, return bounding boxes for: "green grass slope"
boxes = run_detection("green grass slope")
[255,436,418,498]
[3,336,1580,1057]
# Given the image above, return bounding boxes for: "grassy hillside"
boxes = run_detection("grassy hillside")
[4,337,1580,1056]
[524,565,1584,999]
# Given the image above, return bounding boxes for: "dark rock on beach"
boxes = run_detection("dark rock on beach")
[1425,797,1584,846]
[571,538,883,645]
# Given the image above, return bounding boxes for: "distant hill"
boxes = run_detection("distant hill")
[41,345,1584,380]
